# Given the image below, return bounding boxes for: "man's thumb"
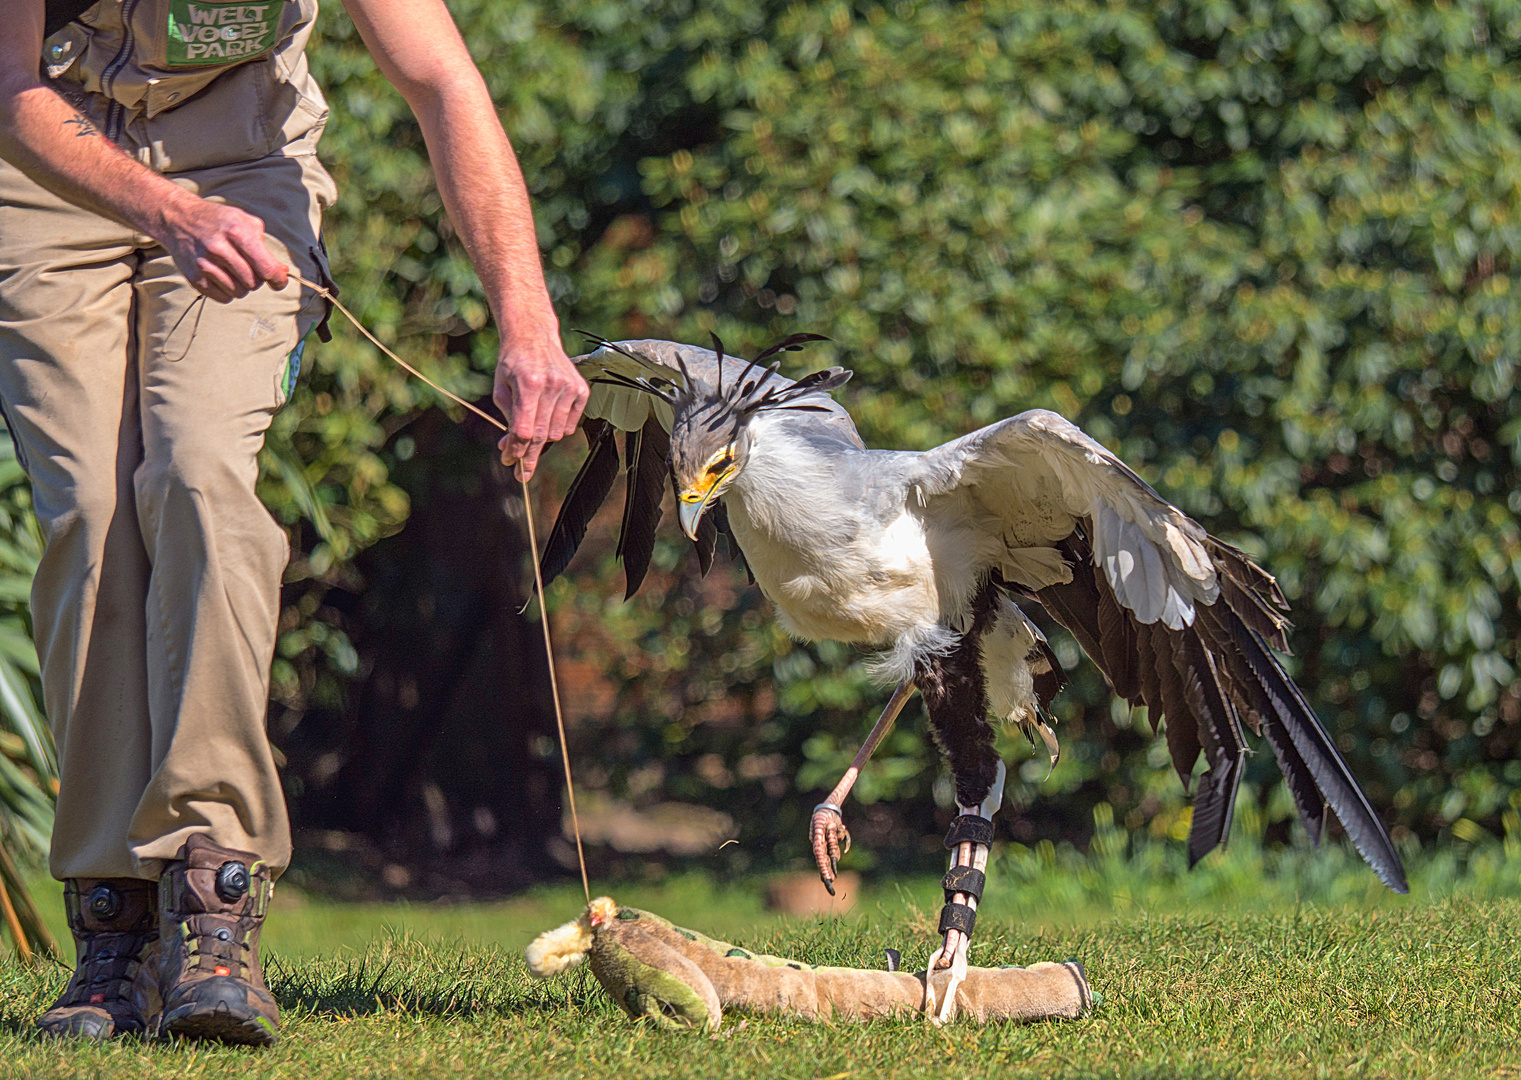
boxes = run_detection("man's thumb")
[252,235,289,288]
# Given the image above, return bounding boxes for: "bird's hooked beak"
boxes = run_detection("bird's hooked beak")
[677,479,725,540]
[677,494,711,541]
[676,453,738,540]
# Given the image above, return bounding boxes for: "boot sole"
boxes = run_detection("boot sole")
[162,1008,278,1047]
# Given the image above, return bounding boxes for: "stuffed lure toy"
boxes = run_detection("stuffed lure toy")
[526,897,1093,1028]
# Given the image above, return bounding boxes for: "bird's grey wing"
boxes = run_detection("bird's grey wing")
[544,339,861,596]
[916,409,1226,628]
[914,409,1407,894]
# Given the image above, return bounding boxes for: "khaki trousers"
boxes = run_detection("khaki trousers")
[0,150,333,881]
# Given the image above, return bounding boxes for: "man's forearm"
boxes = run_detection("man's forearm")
[338,0,586,477]
[405,75,560,347]
[0,75,196,239]
[0,66,290,301]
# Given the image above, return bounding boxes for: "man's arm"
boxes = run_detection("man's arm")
[342,0,586,480]
[0,3,288,301]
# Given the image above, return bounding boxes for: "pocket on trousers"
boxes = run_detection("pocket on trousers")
[275,235,335,411]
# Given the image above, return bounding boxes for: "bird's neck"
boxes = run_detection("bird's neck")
[720,420,949,649]
[725,421,843,542]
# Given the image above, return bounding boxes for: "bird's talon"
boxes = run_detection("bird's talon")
[810,802,852,891]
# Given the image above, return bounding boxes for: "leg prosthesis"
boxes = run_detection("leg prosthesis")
[923,760,1006,1022]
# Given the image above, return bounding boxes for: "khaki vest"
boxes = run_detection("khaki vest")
[43,0,328,174]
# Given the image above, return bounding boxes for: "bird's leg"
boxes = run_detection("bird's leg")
[914,582,1004,1022]
[923,760,1006,1023]
[810,681,916,894]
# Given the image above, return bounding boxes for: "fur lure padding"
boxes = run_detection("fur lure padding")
[526,896,618,977]
[525,898,1093,1028]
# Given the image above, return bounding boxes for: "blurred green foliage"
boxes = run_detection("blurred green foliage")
[0,432,58,955]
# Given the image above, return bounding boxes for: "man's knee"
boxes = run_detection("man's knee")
[134,439,253,530]
[132,440,286,562]
[33,467,133,554]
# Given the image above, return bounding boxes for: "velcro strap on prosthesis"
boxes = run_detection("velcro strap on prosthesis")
[942,865,986,901]
[943,814,995,849]
[938,901,978,936]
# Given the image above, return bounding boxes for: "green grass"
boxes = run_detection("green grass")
[2,844,1519,1080]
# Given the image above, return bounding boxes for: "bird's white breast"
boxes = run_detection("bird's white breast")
[726,500,940,646]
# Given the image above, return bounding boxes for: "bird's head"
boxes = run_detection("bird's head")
[670,386,752,540]
[666,334,851,540]
[575,332,850,541]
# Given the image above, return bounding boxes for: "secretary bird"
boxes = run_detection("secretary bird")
[539,334,1408,1021]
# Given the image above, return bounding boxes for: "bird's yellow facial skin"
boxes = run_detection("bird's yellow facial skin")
[678,448,738,505]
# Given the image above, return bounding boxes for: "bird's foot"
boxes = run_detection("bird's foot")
[934,932,972,1025]
[921,927,972,1022]
[809,802,851,894]
[920,937,948,1018]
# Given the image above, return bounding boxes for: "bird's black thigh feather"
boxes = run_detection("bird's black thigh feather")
[916,583,1000,810]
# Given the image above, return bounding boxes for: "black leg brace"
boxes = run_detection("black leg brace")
[938,814,992,937]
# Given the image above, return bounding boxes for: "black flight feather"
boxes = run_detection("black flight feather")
[618,417,669,599]
[1151,623,1201,791]
[1204,537,1292,651]
[1095,585,1138,701]
[1176,631,1246,865]
[1201,607,1327,846]
[710,503,753,583]
[1231,625,1408,893]
[1131,613,1163,730]
[693,508,718,576]
[540,419,620,587]
[1189,750,1246,869]
[1027,534,1105,662]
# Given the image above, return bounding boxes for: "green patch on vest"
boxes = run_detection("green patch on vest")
[166,0,280,67]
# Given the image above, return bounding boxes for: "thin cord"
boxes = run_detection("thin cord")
[289,271,506,431]
[288,270,592,905]
[521,473,591,905]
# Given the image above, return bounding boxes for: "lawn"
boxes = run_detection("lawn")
[2,848,1519,1080]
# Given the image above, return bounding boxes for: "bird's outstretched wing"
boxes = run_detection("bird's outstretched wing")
[542,337,863,597]
[914,409,1408,893]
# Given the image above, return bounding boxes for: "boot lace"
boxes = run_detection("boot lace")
[58,929,153,1009]
[183,914,252,979]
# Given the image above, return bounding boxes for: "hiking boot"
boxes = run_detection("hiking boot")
[157,834,279,1046]
[37,878,159,1039]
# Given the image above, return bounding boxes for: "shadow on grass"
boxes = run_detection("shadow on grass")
[265,950,607,1020]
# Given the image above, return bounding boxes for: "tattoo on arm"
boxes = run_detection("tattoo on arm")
[63,114,100,138]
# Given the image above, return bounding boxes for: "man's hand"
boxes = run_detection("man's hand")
[493,334,589,481]
[159,197,289,303]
